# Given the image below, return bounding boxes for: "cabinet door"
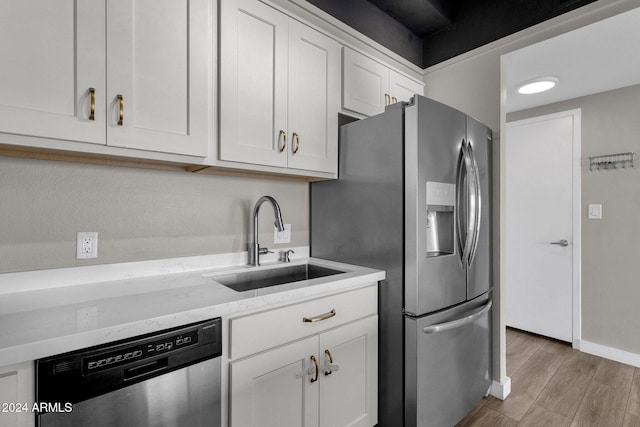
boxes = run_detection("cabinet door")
[287,21,339,174]
[0,362,35,427]
[319,316,378,427]
[219,0,288,167]
[342,48,389,117]
[230,336,319,427]
[0,0,106,144]
[106,0,210,157]
[389,70,424,104]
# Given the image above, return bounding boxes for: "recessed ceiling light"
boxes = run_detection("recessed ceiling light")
[517,77,559,94]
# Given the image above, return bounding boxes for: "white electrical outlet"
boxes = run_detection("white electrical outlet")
[274,224,291,244]
[77,232,98,259]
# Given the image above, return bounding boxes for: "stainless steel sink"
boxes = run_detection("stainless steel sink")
[213,264,347,292]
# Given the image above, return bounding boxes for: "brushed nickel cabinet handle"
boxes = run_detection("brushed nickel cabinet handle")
[117,94,124,126]
[384,93,390,106]
[310,355,319,383]
[89,88,95,121]
[550,239,569,247]
[279,130,287,152]
[392,96,398,103]
[303,309,336,323]
[292,132,300,154]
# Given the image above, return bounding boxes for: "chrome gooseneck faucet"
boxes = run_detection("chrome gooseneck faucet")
[249,196,285,266]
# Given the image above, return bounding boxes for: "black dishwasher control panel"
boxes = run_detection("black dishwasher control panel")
[83,329,199,374]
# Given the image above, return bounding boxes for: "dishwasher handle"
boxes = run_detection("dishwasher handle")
[422,300,492,334]
[124,358,169,381]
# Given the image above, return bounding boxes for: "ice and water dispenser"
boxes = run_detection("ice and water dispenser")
[426,182,455,257]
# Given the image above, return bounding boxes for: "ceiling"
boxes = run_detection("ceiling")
[505,7,640,112]
[308,0,597,67]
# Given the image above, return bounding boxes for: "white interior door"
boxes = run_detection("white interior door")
[505,110,580,342]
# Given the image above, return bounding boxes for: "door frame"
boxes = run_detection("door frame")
[505,109,582,348]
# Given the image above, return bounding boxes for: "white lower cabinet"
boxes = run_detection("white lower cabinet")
[230,336,319,427]
[318,316,378,427]
[0,362,35,427]
[228,285,378,427]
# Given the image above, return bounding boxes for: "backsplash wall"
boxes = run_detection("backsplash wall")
[0,156,309,273]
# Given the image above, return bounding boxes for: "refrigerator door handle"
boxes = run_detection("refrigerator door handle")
[455,142,466,260]
[422,300,492,334]
[457,140,477,266]
[467,142,482,266]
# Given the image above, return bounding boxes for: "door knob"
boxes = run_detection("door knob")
[550,239,569,247]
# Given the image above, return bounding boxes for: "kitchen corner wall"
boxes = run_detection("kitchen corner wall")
[507,83,640,354]
[0,156,309,274]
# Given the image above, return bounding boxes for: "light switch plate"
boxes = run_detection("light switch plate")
[274,224,291,244]
[588,204,602,219]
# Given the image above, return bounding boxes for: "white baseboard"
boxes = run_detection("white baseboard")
[489,377,511,400]
[579,340,640,368]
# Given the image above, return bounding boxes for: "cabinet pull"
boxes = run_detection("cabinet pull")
[384,93,390,106]
[310,355,319,383]
[279,130,287,152]
[303,309,336,323]
[392,96,398,103]
[292,132,300,154]
[89,88,96,121]
[324,350,333,375]
[117,94,124,126]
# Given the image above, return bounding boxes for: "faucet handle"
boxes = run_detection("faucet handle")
[281,249,295,263]
[258,247,273,255]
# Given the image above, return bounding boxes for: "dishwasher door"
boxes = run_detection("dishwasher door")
[36,318,222,427]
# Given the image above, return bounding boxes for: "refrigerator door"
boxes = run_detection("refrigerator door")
[405,295,492,427]
[405,96,466,316]
[466,116,493,300]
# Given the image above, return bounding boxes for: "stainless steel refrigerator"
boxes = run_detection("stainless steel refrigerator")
[311,95,493,427]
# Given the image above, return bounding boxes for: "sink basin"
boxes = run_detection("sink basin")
[213,264,347,292]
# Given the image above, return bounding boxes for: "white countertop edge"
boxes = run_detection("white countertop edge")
[0,270,384,367]
[0,246,310,295]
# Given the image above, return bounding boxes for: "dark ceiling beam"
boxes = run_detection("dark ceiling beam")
[307,0,424,66]
[367,0,456,36]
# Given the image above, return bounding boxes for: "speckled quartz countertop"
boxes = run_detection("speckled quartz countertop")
[0,248,384,367]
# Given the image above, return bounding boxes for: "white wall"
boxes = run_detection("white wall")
[0,156,308,274]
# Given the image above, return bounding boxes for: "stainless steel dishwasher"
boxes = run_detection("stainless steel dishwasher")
[35,318,222,427]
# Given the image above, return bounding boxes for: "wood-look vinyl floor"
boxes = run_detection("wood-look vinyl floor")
[457,328,640,427]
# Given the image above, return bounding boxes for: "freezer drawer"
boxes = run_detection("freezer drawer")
[405,295,492,427]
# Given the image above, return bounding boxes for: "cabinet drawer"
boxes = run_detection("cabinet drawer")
[230,284,377,359]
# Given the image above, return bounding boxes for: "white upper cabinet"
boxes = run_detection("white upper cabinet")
[0,0,210,157]
[220,0,339,174]
[220,0,289,168]
[343,47,424,117]
[106,0,211,157]
[0,0,106,144]
[342,47,389,117]
[389,69,425,106]
[287,21,339,173]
